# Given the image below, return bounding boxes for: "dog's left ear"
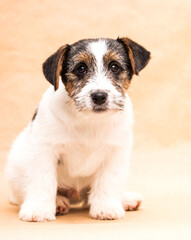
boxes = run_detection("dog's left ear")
[117,37,151,75]
[42,45,69,91]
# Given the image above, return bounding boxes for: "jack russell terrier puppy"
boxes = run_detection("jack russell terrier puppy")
[5,37,151,221]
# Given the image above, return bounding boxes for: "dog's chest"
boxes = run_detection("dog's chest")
[57,123,126,178]
[59,143,109,178]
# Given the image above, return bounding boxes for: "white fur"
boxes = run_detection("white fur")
[89,39,107,72]
[5,40,143,221]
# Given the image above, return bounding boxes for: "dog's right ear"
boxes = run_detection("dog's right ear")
[42,45,69,91]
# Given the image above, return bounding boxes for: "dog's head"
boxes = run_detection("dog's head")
[43,37,151,112]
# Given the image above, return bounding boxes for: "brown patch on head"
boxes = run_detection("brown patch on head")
[111,71,130,96]
[63,75,76,96]
[118,71,130,92]
[62,52,96,101]
[103,49,131,95]
[103,50,122,64]
[64,71,90,99]
[72,52,95,67]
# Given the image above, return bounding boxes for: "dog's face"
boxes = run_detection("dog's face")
[43,37,150,112]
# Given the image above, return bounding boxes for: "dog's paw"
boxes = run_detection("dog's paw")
[122,191,143,211]
[90,201,125,220]
[19,202,56,222]
[56,195,70,215]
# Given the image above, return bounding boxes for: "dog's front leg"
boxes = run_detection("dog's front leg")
[19,144,57,222]
[88,149,128,220]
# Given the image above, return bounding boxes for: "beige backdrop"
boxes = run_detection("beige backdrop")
[0,0,191,239]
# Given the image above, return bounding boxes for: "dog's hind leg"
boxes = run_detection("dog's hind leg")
[56,187,87,215]
[56,188,78,215]
[56,194,70,215]
[122,191,143,211]
[5,156,24,206]
[8,185,22,206]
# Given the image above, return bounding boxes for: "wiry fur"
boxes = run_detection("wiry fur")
[5,37,150,221]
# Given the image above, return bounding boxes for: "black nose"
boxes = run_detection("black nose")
[91,92,108,105]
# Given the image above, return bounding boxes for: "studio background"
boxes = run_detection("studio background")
[0,0,190,239]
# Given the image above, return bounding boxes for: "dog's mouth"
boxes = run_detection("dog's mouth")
[92,104,108,113]
[93,108,107,113]
[92,105,123,113]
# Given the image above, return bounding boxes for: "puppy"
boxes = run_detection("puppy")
[5,37,150,221]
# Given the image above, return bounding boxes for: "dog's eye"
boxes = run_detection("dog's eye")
[76,63,88,75]
[109,62,121,74]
